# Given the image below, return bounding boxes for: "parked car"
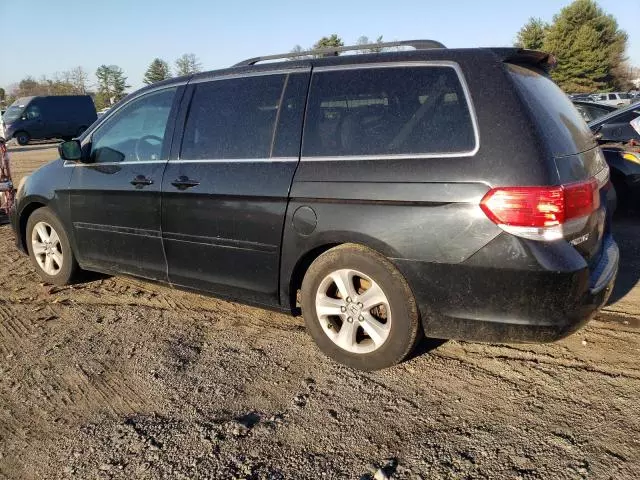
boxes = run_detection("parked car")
[10,42,618,370]
[601,143,640,209]
[2,95,97,145]
[588,102,640,143]
[592,92,632,107]
[572,100,616,123]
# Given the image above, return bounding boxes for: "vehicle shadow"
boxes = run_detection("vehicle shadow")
[406,336,448,361]
[607,209,640,305]
[8,143,60,153]
[76,270,111,283]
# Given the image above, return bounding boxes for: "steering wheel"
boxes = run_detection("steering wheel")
[134,135,163,162]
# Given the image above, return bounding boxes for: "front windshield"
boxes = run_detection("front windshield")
[619,93,631,99]
[2,102,27,123]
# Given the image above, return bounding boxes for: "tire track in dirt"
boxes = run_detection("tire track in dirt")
[0,300,32,358]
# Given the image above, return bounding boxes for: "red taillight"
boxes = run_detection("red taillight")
[480,179,600,228]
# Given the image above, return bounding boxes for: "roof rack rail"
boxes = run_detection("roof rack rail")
[233,39,447,67]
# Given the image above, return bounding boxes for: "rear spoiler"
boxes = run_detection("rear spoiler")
[489,48,557,73]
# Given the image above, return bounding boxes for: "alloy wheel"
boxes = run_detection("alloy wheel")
[315,268,391,354]
[31,221,63,276]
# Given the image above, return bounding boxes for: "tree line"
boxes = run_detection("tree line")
[4,3,636,111]
[3,54,202,110]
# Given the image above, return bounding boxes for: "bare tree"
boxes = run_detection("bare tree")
[175,53,202,76]
[70,67,89,94]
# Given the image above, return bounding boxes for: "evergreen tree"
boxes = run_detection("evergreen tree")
[313,34,345,56]
[542,0,627,92]
[143,58,172,85]
[95,65,129,108]
[515,18,548,50]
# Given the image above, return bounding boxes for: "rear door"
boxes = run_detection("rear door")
[162,71,309,305]
[69,86,181,280]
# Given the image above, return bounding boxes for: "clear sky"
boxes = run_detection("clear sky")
[1,0,638,92]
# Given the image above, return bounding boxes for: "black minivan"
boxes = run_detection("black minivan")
[2,95,97,145]
[10,41,619,370]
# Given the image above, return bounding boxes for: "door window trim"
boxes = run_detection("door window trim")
[65,85,185,167]
[303,61,480,161]
[175,72,295,162]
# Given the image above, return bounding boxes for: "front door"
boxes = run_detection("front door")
[162,72,308,305]
[23,103,45,138]
[69,86,180,280]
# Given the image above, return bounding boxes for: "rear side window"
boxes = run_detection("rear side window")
[302,65,476,157]
[507,64,596,157]
[181,75,286,159]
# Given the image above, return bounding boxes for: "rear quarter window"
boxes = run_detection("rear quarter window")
[507,64,596,157]
[302,65,477,157]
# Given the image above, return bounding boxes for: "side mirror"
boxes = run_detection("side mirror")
[58,140,83,161]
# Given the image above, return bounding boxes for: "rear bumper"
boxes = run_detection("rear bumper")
[394,234,619,343]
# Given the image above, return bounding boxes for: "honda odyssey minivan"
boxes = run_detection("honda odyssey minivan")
[10,41,619,370]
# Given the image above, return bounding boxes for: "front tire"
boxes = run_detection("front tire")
[26,207,78,286]
[15,131,30,146]
[301,244,421,371]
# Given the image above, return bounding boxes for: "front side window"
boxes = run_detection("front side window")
[181,74,286,160]
[25,105,41,120]
[91,87,177,163]
[302,65,476,157]
[609,94,617,100]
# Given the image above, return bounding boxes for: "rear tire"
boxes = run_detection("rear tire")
[26,207,79,286]
[15,131,30,146]
[301,244,421,371]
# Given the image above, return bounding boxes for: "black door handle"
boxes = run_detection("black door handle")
[130,175,153,187]
[171,176,200,190]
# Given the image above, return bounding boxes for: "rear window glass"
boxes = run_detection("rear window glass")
[507,64,595,156]
[302,66,476,157]
[181,75,286,160]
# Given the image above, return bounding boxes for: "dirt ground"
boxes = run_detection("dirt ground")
[1,144,639,479]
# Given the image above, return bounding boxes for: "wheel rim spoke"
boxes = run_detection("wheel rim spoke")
[48,229,60,246]
[316,295,345,318]
[360,312,390,347]
[32,242,47,255]
[35,224,49,243]
[51,252,63,270]
[44,255,54,274]
[330,269,357,300]
[335,320,358,350]
[359,282,387,310]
